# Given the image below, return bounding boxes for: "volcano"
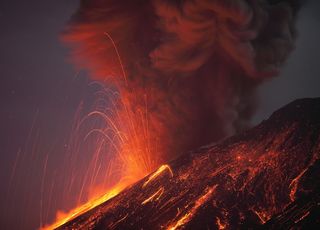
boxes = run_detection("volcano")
[57,98,320,229]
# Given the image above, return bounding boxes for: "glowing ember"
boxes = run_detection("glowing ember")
[216,217,227,230]
[167,185,217,230]
[289,168,309,202]
[253,210,270,224]
[141,187,164,205]
[143,164,173,188]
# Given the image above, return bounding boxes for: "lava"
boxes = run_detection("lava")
[289,168,309,202]
[42,84,161,229]
[167,185,218,230]
[143,164,173,188]
[141,187,164,205]
[44,31,161,229]
[42,182,125,230]
[215,217,227,230]
[56,98,320,229]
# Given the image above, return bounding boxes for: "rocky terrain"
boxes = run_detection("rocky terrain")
[58,98,320,229]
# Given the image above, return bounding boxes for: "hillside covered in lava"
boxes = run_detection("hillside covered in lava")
[58,98,320,229]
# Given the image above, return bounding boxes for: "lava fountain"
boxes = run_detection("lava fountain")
[43,69,162,228]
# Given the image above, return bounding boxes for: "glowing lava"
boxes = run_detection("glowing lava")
[42,84,162,229]
[143,164,173,188]
[43,164,171,229]
[167,185,218,230]
[42,183,125,230]
[55,98,320,229]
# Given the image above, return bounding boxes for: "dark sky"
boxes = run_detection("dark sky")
[0,0,320,229]
[254,0,320,123]
[0,1,84,229]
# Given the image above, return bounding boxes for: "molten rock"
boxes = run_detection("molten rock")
[58,98,320,229]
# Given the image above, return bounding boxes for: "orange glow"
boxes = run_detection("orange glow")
[141,187,164,205]
[42,96,159,229]
[143,164,173,188]
[253,210,270,224]
[42,32,164,229]
[216,217,227,230]
[289,168,308,202]
[167,185,217,230]
[42,183,125,230]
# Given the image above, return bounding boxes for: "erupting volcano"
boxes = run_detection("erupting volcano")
[38,0,320,229]
[56,98,320,229]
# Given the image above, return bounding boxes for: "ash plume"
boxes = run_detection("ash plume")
[63,0,300,162]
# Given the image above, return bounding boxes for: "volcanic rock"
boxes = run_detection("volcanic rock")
[58,98,320,229]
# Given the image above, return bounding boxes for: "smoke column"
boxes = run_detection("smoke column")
[63,0,300,164]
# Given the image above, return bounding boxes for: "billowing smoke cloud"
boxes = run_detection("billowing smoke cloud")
[63,0,300,162]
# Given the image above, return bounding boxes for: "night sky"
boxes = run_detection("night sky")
[0,0,320,229]
[254,0,320,123]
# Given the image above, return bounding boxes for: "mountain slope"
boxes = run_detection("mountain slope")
[58,98,320,229]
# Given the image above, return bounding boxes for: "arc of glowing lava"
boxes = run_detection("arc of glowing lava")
[141,187,165,205]
[289,168,308,202]
[143,164,173,188]
[103,32,128,85]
